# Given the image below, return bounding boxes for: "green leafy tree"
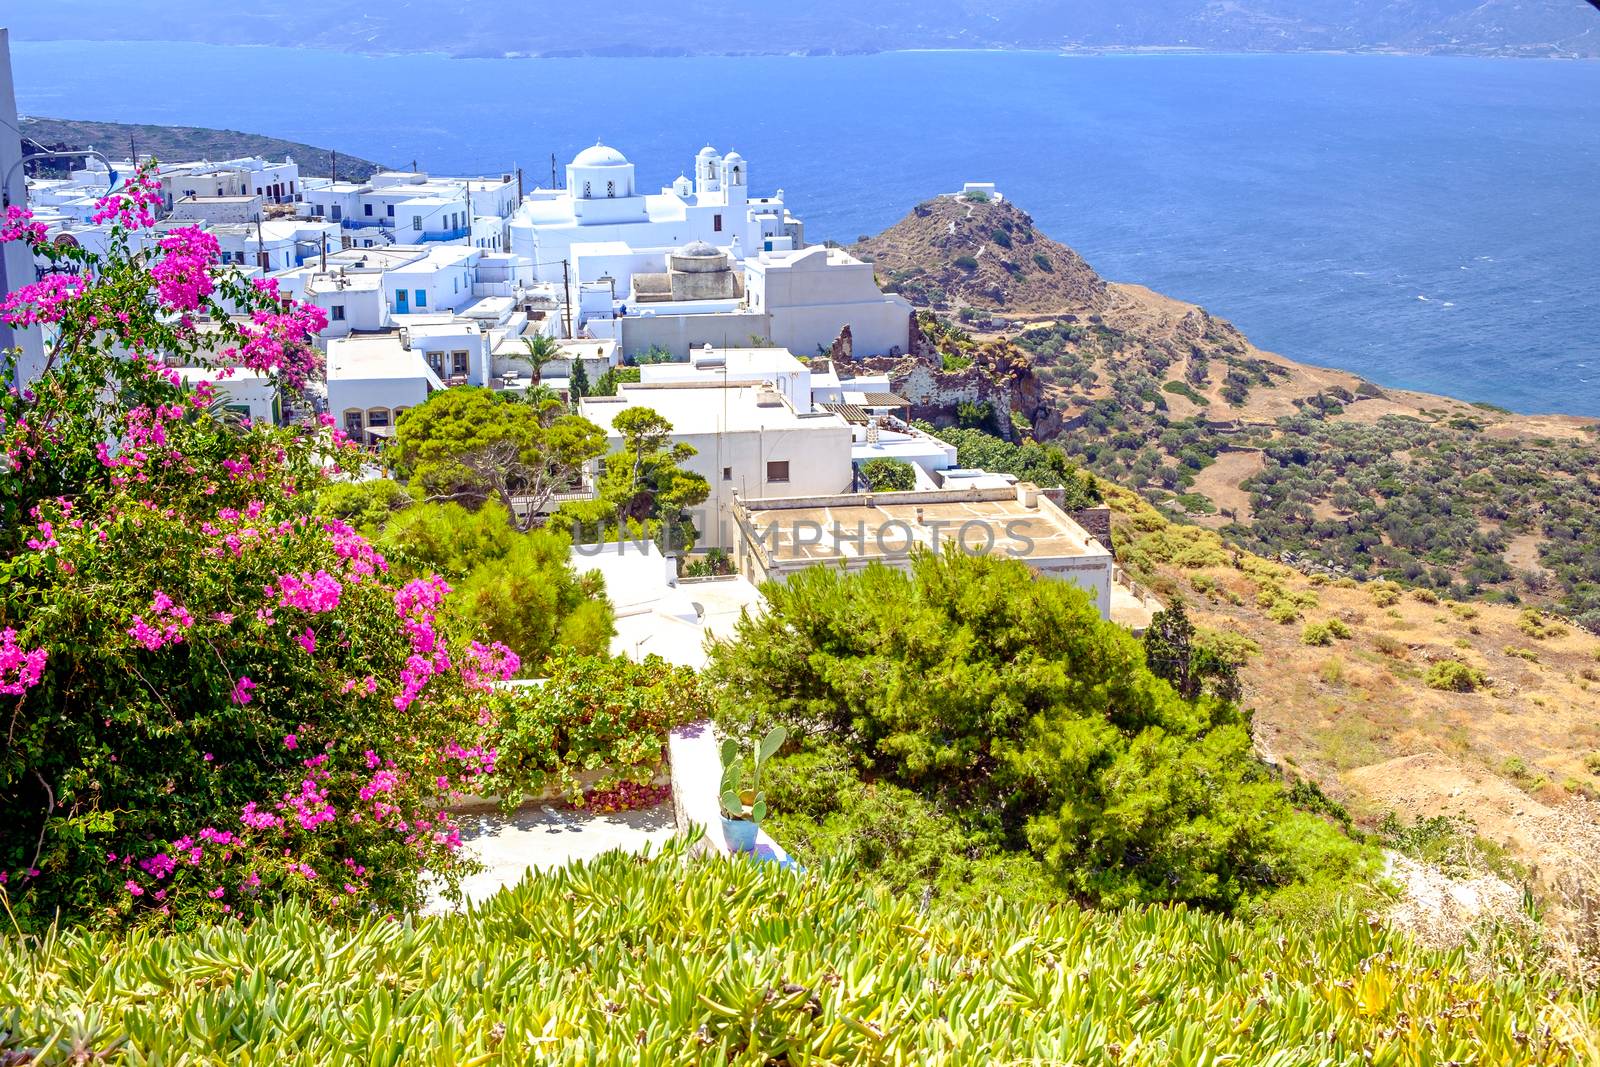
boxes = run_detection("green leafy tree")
[858,457,917,492]
[1142,598,1243,703]
[569,357,590,404]
[707,551,1370,913]
[451,528,615,671]
[390,387,604,531]
[592,366,640,398]
[561,406,709,552]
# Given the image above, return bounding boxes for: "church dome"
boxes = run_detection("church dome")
[722,150,744,164]
[677,240,720,257]
[696,145,719,159]
[572,141,628,167]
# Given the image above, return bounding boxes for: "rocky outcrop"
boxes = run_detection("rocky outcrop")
[851,197,1108,315]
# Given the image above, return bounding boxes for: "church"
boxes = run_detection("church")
[507,142,804,286]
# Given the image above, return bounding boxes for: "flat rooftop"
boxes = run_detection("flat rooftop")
[581,383,845,438]
[737,487,1107,566]
[327,335,436,381]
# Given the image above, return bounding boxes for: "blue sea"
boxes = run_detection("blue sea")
[11,43,1600,416]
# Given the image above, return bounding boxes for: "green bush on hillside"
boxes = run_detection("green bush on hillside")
[708,550,1374,913]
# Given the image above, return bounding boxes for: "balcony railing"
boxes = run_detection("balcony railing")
[419,225,470,243]
[342,217,394,230]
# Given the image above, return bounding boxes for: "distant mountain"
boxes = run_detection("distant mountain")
[17,117,386,180]
[7,0,1598,58]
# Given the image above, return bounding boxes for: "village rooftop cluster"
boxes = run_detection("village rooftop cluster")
[17,145,1147,664]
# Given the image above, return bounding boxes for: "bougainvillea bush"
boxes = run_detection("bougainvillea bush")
[479,651,707,808]
[0,170,514,929]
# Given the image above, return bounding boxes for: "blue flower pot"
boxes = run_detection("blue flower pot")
[721,816,759,853]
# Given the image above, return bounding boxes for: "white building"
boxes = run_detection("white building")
[298,170,518,252]
[733,483,1114,619]
[638,346,814,413]
[579,381,854,550]
[743,245,912,358]
[325,334,443,445]
[509,143,802,287]
[175,368,279,425]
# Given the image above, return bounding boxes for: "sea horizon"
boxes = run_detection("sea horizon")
[11,42,1599,417]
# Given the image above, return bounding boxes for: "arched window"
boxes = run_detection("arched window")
[582,181,591,198]
[342,409,364,436]
[606,180,615,198]
[731,166,742,184]
[365,407,391,428]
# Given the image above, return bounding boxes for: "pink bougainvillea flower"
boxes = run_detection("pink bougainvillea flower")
[0,273,89,328]
[230,675,257,705]
[0,628,47,696]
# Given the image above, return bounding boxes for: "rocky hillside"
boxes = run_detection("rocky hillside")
[858,199,1600,629]
[19,118,386,180]
[851,196,1108,316]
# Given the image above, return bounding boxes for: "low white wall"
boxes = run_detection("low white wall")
[668,721,790,862]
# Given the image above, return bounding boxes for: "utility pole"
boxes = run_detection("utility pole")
[516,166,523,203]
[255,212,265,270]
[330,150,337,183]
[129,131,137,165]
[561,259,573,338]
[550,153,557,189]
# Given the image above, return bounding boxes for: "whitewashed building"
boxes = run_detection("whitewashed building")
[579,381,854,550]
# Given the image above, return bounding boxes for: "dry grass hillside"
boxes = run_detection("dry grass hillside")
[1106,481,1600,898]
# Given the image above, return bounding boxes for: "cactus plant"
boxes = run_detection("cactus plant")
[718,726,787,825]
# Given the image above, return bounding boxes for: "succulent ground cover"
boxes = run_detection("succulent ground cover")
[3,838,1596,1065]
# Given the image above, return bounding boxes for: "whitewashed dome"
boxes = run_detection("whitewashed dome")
[677,240,720,257]
[573,141,628,167]
[696,145,719,159]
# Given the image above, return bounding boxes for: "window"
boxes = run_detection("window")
[362,239,373,248]
[364,203,373,216]
[606,180,615,198]
[256,186,263,195]
[330,304,346,322]
[722,466,733,482]
[330,205,342,221]
[713,214,722,232]
[426,352,444,376]
[343,409,364,436]
[415,289,427,308]
[386,204,394,217]
[314,203,325,216]
[365,408,390,428]
[766,461,789,483]
[412,215,423,231]
[451,350,469,376]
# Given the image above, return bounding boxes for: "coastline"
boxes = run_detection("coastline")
[9,39,1598,63]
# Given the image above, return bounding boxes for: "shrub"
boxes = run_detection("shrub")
[858,457,918,492]
[1302,619,1350,645]
[1162,380,1207,405]
[1503,645,1541,663]
[1410,587,1439,604]
[1426,660,1488,692]
[1032,252,1053,272]
[708,551,1375,913]
[990,228,1013,249]
[1517,609,1567,640]
[1370,582,1403,607]
[941,351,974,371]
[953,254,980,270]
[480,652,706,807]
[1268,598,1302,624]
